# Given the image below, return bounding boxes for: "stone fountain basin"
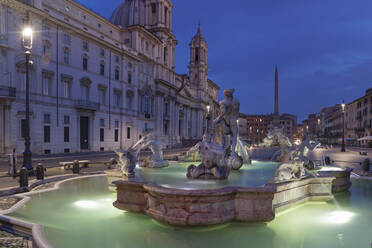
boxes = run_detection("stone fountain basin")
[112,175,335,226]
[316,166,353,193]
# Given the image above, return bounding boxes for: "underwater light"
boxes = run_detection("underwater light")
[324,210,355,224]
[74,200,99,209]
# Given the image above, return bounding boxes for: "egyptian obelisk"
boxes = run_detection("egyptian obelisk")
[273,64,280,127]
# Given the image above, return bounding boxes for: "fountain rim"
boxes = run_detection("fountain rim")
[0,174,107,248]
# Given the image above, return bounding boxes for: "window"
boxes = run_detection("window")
[164,121,168,135]
[115,129,119,142]
[43,41,50,55]
[114,92,121,108]
[195,47,199,62]
[100,62,105,76]
[100,128,104,142]
[115,55,119,63]
[98,88,106,105]
[151,3,156,24]
[64,126,70,142]
[82,40,88,50]
[128,72,132,84]
[62,80,71,98]
[100,119,105,127]
[115,68,120,81]
[98,23,101,28]
[63,33,71,44]
[127,96,133,110]
[81,85,89,100]
[100,48,105,57]
[144,92,150,114]
[114,120,119,142]
[82,55,88,71]
[44,126,50,143]
[164,7,168,27]
[63,47,70,64]
[42,25,50,36]
[42,76,52,96]
[64,115,70,125]
[43,113,51,124]
[164,47,168,65]
[127,127,131,139]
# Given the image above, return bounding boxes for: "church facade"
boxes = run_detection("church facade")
[0,0,219,155]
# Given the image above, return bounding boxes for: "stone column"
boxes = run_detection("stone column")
[155,94,163,137]
[197,109,203,138]
[170,99,175,137]
[175,103,179,141]
[184,106,188,139]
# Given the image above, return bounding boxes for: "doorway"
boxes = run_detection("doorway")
[80,116,89,150]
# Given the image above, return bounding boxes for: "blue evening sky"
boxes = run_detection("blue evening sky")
[76,0,372,121]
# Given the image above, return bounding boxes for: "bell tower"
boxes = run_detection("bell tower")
[188,24,208,87]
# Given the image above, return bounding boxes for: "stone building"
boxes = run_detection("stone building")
[0,0,219,155]
[240,113,297,144]
[346,88,372,147]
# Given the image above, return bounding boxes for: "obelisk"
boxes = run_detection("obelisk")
[273,64,280,127]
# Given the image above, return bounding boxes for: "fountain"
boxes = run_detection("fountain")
[134,132,169,168]
[110,89,339,226]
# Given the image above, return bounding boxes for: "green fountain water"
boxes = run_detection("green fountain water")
[6,161,372,248]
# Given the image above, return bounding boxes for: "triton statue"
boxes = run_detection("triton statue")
[187,89,244,179]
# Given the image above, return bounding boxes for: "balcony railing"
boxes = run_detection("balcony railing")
[0,86,16,99]
[74,100,100,111]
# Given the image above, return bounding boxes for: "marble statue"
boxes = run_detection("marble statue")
[261,126,292,148]
[183,137,251,166]
[114,149,137,178]
[273,138,321,182]
[135,133,169,168]
[187,89,243,179]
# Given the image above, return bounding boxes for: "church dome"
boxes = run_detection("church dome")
[110,0,146,29]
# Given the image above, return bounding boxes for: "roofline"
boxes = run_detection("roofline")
[67,0,122,32]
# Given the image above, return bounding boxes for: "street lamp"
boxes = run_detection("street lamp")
[22,26,33,171]
[341,100,346,152]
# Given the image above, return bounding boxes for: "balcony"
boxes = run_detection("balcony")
[74,100,100,111]
[0,86,16,100]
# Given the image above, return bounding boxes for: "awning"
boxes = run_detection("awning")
[357,136,372,141]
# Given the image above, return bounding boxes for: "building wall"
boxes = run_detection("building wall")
[346,88,372,147]
[0,0,219,155]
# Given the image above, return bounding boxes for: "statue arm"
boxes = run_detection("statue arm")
[215,103,226,123]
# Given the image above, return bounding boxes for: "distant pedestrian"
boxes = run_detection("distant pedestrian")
[8,148,17,177]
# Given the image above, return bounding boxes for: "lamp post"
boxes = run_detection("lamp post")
[205,105,211,134]
[341,100,346,152]
[22,26,33,171]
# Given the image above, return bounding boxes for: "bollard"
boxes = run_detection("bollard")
[19,167,28,188]
[72,160,80,174]
[363,158,370,172]
[36,163,44,180]
[325,156,331,165]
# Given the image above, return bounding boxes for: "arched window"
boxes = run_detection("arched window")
[82,54,88,71]
[100,61,105,76]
